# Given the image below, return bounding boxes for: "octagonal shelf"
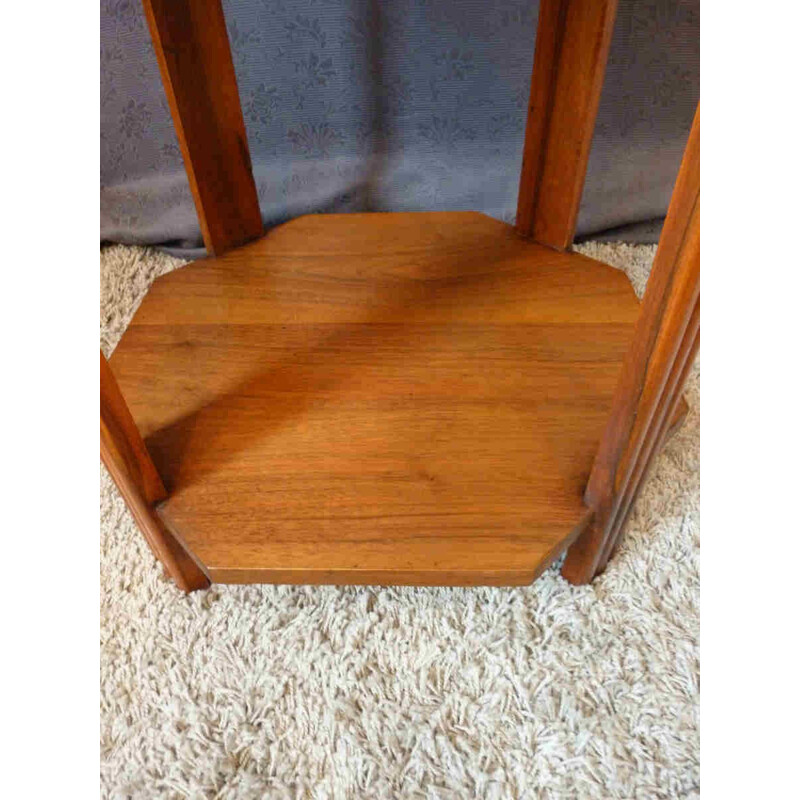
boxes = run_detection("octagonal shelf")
[109,212,640,586]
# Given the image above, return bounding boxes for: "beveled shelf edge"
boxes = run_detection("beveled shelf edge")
[155,505,592,588]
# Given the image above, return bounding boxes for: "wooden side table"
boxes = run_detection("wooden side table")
[101,0,699,592]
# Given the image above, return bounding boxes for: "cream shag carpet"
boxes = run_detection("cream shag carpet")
[100,241,699,799]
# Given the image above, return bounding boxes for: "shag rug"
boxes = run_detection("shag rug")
[100,240,699,799]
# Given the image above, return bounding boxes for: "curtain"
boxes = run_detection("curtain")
[100,0,699,255]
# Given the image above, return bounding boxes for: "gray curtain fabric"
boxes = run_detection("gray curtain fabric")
[100,0,699,255]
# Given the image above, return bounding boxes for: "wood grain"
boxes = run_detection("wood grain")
[109,211,641,586]
[101,352,209,592]
[100,351,166,506]
[562,107,700,584]
[516,0,619,250]
[600,325,698,572]
[141,0,263,256]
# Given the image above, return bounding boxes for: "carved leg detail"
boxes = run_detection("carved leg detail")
[562,107,700,585]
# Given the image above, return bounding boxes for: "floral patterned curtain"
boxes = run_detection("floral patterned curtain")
[101,0,699,254]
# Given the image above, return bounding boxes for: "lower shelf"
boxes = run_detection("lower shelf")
[110,212,640,585]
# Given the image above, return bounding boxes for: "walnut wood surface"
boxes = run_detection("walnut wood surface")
[601,326,698,571]
[516,0,619,249]
[101,352,210,592]
[100,351,166,506]
[141,0,263,255]
[562,108,700,584]
[109,212,641,585]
